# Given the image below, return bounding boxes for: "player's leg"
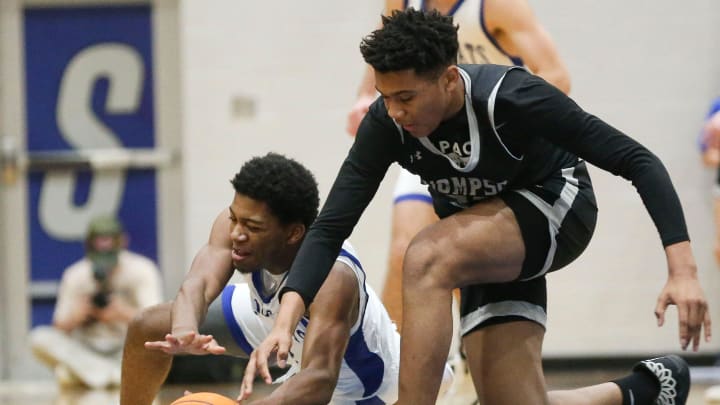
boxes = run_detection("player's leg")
[713,194,720,265]
[548,355,691,405]
[464,320,549,404]
[398,162,598,404]
[384,199,437,328]
[447,288,464,373]
[460,278,618,405]
[383,169,437,329]
[464,317,627,405]
[398,197,526,404]
[458,164,688,405]
[458,271,550,404]
[120,302,173,405]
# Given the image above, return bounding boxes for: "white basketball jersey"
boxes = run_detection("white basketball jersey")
[405,0,523,66]
[222,241,400,404]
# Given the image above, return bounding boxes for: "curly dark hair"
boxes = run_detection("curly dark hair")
[230,153,319,229]
[360,8,458,78]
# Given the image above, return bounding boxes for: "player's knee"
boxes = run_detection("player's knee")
[403,239,454,290]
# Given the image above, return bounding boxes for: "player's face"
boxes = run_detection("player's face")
[375,66,462,138]
[228,193,299,273]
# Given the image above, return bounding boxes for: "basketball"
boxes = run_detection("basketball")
[170,392,237,405]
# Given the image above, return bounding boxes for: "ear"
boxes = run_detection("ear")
[287,223,306,245]
[443,66,460,92]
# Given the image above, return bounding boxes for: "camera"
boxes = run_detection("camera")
[90,252,116,308]
[91,290,110,308]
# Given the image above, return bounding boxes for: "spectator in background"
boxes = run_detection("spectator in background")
[700,96,720,404]
[699,97,720,168]
[30,215,162,389]
[698,97,720,264]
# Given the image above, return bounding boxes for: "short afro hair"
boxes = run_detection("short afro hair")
[360,8,458,78]
[230,153,319,229]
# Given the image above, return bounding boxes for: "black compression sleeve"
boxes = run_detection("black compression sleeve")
[497,70,689,246]
[282,108,397,305]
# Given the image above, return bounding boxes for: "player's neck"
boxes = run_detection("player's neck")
[266,246,300,275]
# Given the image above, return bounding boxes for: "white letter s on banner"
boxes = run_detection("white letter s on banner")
[39,43,144,240]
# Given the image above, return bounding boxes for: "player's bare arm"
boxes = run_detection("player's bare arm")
[242,262,359,405]
[145,210,234,355]
[486,0,570,94]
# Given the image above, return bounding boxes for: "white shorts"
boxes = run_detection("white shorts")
[392,168,432,205]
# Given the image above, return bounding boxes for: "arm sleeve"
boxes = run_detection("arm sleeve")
[497,70,689,246]
[281,112,397,306]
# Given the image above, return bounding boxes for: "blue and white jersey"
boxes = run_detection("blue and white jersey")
[220,241,400,405]
[405,0,523,66]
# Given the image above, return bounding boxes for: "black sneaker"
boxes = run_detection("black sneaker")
[633,354,690,405]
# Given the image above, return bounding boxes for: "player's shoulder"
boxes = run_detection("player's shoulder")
[459,64,530,102]
[332,241,365,282]
[460,63,527,79]
[337,240,362,267]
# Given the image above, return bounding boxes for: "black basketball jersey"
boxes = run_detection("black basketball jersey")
[284,64,689,304]
[388,65,578,211]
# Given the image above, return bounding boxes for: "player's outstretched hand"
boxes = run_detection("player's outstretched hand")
[655,275,711,352]
[144,331,227,355]
[237,328,293,401]
[655,241,712,352]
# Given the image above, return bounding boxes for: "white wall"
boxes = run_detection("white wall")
[178,0,720,356]
[178,0,391,291]
[530,0,720,356]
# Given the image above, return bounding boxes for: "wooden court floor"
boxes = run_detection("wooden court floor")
[0,365,718,405]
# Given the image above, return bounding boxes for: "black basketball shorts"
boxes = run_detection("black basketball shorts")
[460,161,598,336]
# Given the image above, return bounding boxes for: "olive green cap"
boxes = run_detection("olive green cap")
[87,215,123,238]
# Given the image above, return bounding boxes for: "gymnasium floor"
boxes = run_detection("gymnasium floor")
[0,364,718,405]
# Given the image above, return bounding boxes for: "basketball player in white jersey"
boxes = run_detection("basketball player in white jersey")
[119,153,449,405]
[347,0,570,332]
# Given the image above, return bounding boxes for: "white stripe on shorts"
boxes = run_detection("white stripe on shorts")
[460,300,547,335]
[514,166,580,280]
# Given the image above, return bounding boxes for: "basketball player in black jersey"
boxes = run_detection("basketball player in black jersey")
[241,9,710,405]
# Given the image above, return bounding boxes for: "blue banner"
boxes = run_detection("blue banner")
[24,5,157,326]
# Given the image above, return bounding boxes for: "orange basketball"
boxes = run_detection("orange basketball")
[170,391,237,405]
